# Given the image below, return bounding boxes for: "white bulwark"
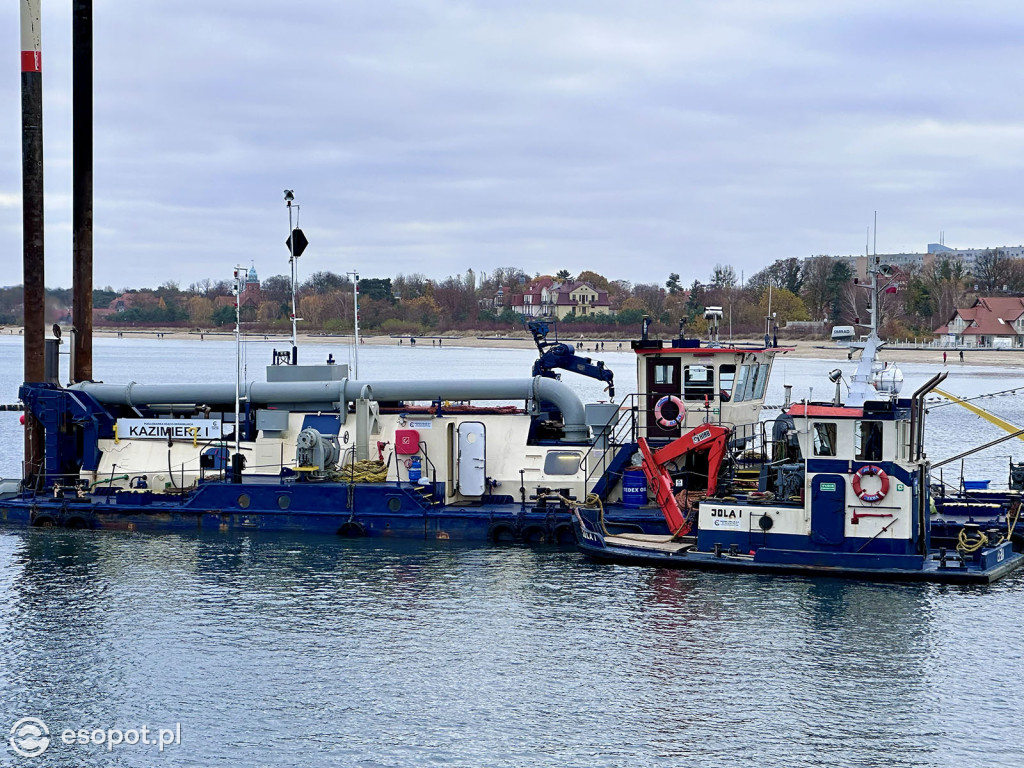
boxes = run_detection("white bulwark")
[117,419,222,441]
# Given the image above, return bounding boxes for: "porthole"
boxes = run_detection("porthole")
[238,494,250,509]
[387,497,402,512]
[278,495,291,510]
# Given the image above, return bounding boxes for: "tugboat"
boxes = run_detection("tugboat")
[572,259,1024,583]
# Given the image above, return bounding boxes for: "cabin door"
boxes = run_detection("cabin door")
[809,474,846,547]
[646,358,682,438]
[456,422,486,496]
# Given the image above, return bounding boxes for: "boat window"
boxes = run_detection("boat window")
[733,365,750,402]
[544,450,583,475]
[653,364,676,385]
[741,364,759,401]
[753,363,771,399]
[683,365,714,401]
[718,364,735,401]
[856,421,884,461]
[812,422,837,456]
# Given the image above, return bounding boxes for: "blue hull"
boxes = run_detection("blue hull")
[0,478,669,544]
[572,519,1024,585]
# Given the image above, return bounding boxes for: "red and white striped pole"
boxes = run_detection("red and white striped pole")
[21,0,46,483]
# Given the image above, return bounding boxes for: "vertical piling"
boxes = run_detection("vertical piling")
[72,0,94,382]
[21,0,45,482]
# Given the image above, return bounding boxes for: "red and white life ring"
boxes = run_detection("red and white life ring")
[654,395,686,429]
[852,464,889,503]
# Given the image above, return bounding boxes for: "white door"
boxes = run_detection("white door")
[457,422,486,496]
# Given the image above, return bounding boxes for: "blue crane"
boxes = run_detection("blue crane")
[527,319,615,398]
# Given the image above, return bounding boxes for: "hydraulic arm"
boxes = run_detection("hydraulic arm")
[527,320,615,397]
[637,424,731,536]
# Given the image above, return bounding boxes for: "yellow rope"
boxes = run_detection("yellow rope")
[329,459,389,483]
[956,503,1020,553]
[957,528,989,554]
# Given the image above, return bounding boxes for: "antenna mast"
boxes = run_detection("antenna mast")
[285,190,298,364]
[348,270,360,379]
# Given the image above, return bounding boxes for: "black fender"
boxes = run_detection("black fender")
[337,521,367,537]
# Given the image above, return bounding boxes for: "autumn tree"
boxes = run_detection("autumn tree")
[974,249,1013,293]
[576,270,610,291]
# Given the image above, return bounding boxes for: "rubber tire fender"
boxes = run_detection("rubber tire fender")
[487,521,518,544]
[337,521,367,537]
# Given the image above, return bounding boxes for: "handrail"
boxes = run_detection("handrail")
[579,392,641,494]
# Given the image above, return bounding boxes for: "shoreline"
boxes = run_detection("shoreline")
[4,326,1024,366]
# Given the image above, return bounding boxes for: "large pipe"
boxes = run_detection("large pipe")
[72,0,93,382]
[70,377,590,440]
[21,0,45,481]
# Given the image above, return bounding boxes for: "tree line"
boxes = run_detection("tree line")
[0,249,1006,338]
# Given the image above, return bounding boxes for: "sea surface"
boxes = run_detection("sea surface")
[1,334,1023,767]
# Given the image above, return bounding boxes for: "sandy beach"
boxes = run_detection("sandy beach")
[4,325,1019,368]
[5,325,1023,366]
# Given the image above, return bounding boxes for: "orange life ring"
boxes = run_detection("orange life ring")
[654,395,685,428]
[852,464,889,503]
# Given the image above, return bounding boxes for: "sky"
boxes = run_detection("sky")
[3,1,1024,291]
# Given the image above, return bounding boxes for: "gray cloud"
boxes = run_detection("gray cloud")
[2,1,1024,290]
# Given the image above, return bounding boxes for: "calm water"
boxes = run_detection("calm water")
[1,335,1024,767]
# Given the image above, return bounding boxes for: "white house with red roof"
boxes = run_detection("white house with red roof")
[934,297,1024,347]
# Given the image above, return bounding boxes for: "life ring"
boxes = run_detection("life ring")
[852,465,889,503]
[654,395,686,428]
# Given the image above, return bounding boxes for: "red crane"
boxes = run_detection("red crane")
[637,424,731,536]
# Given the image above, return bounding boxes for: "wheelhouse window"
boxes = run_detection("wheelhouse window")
[753,363,770,399]
[856,421,883,461]
[653,364,676,385]
[733,365,750,402]
[718,364,736,401]
[812,422,837,456]
[683,365,714,401]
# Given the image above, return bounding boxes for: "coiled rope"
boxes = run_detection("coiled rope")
[330,459,389,483]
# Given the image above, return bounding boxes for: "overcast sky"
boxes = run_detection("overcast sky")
[3,1,1024,290]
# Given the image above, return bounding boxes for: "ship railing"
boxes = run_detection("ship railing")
[580,392,641,497]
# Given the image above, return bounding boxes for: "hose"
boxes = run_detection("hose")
[89,474,129,489]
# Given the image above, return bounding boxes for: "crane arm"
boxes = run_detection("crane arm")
[637,424,731,536]
[527,320,615,397]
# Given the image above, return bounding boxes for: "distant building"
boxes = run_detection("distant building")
[239,263,261,312]
[510,277,554,318]
[934,297,1024,347]
[805,242,1024,281]
[514,280,612,320]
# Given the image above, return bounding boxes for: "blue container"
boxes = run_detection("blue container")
[622,468,648,507]
[964,479,990,490]
[408,457,422,483]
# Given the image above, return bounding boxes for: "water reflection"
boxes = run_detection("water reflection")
[0,522,1020,765]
